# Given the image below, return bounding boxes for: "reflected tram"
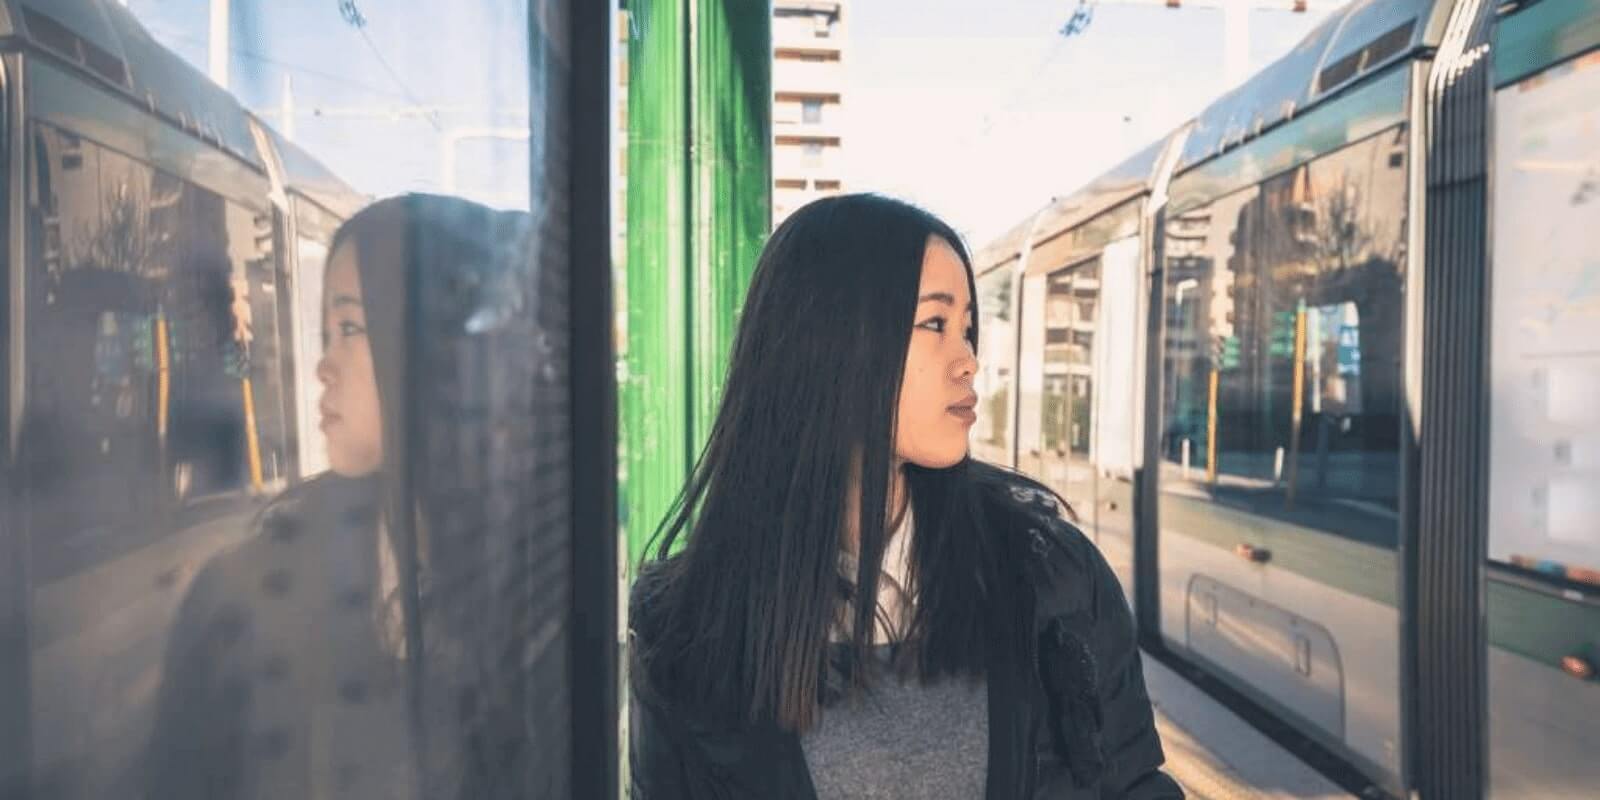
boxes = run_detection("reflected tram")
[1,0,364,794]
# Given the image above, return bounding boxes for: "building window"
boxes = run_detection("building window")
[802,99,823,124]
[775,178,807,190]
[814,179,841,191]
[803,142,823,166]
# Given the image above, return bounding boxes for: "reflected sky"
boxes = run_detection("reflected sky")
[126,0,531,210]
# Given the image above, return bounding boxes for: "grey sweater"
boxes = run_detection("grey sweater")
[801,645,989,799]
[803,512,989,798]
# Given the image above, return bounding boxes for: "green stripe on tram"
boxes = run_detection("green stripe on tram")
[1163,493,1600,671]
[1488,580,1600,671]
[1494,0,1600,88]
[1161,490,1400,608]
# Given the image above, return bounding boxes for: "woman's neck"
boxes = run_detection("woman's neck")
[844,462,908,555]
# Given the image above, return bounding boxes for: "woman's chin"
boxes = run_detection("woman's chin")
[902,447,969,470]
[327,454,381,478]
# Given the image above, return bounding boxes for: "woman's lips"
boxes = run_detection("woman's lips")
[948,395,978,424]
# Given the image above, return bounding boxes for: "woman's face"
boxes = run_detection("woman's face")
[317,242,384,477]
[893,235,978,469]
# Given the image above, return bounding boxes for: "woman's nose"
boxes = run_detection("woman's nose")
[953,345,977,385]
[316,351,336,387]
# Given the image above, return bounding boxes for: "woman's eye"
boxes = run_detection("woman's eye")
[339,320,367,338]
[917,317,947,334]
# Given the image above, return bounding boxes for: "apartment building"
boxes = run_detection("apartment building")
[771,0,845,226]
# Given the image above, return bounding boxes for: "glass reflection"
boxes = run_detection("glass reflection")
[3,2,541,798]
[971,269,1013,465]
[1040,259,1100,521]
[143,196,533,798]
[1159,130,1407,547]
[1153,129,1410,782]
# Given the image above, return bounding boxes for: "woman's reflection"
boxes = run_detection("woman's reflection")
[318,243,384,477]
[142,194,531,799]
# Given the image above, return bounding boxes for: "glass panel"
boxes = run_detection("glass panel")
[24,123,292,796]
[1016,273,1048,479]
[972,268,1014,466]
[1040,259,1100,525]
[1066,262,1099,523]
[7,0,568,794]
[1487,50,1600,799]
[1160,132,1406,546]
[1155,128,1408,785]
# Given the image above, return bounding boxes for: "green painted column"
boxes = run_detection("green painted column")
[623,0,770,566]
[624,0,691,566]
[691,0,771,452]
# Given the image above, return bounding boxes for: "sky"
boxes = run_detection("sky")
[844,0,1333,245]
[120,0,1330,238]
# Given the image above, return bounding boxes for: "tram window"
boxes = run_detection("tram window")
[27,124,291,507]
[1040,259,1099,517]
[1158,130,1407,548]
[1488,53,1600,586]
[26,126,166,547]
[20,121,296,796]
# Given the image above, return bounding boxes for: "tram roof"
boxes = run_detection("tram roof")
[263,124,371,220]
[974,135,1169,275]
[978,0,1456,272]
[2,0,362,215]
[1176,0,1452,172]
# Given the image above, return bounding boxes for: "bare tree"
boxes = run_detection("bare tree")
[66,179,154,276]
[1312,176,1375,274]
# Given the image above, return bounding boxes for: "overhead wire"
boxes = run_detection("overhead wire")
[337,0,444,131]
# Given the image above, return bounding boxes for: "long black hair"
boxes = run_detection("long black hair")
[638,194,1029,732]
[327,193,539,796]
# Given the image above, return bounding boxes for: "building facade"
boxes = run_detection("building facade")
[771,0,845,226]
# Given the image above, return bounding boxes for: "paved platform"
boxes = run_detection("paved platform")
[1143,653,1354,800]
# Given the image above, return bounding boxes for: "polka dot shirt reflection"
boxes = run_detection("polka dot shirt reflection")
[142,474,443,799]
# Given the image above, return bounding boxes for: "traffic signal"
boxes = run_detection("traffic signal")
[1269,309,1296,357]
[1219,336,1241,370]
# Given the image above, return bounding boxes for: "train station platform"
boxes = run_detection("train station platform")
[1143,654,1351,800]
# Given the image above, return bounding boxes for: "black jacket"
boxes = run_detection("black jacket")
[628,471,1185,799]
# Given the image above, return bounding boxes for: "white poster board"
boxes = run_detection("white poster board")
[293,236,330,478]
[1093,236,1143,479]
[1488,52,1600,579]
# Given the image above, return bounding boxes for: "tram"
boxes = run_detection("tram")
[973,0,1600,796]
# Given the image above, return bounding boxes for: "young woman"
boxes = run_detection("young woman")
[629,194,1183,799]
[143,194,536,799]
